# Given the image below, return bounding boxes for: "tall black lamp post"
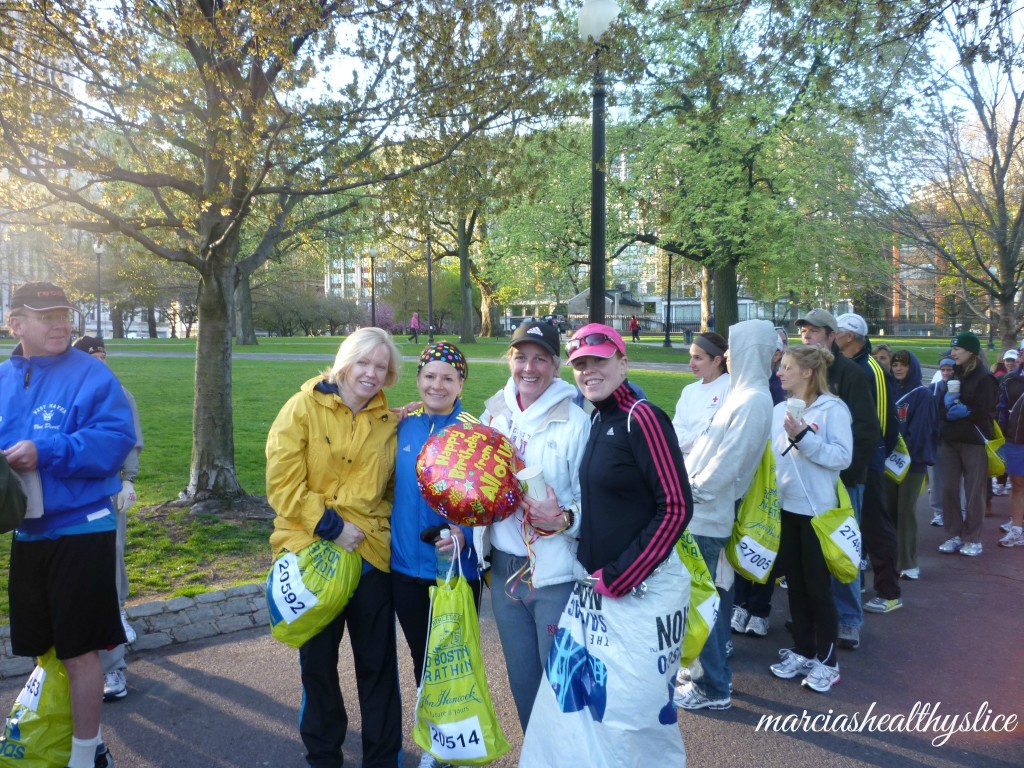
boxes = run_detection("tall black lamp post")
[369,247,377,327]
[426,231,435,343]
[663,252,674,347]
[579,0,619,325]
[93,239,104,337]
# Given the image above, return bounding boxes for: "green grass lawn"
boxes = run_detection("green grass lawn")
[0,330,987,612]
[0,342,694,613]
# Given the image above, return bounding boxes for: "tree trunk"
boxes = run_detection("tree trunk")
[700,266,712,331]
[999,292,1017,351]
[713,260,739,340]
[186,257,244,500]
[112,307,125,339]
[235,272,258,346]
[458,217,476,344]
[147,304,158,338]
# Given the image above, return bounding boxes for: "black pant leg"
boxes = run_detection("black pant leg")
[346,567,403,768]
[863,468,902,600]
[298,610,348,768]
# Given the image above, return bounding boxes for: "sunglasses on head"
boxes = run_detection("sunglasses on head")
[566,333,616,354]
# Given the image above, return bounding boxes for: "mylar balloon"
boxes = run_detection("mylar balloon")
[417,423,524,526]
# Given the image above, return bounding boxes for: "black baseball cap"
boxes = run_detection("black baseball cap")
[73,336,106,355]
[11,282,77,313]
[510,321,561,357]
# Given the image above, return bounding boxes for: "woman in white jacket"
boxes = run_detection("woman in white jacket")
[477,320,590,731]
[675,319,776,711]
[770,344,853,694]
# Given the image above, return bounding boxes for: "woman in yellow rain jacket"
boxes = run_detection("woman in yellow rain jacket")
[266,327,402,768]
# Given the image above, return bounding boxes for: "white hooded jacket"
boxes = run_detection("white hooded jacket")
[684,320,777,538]
[476,377,590,588]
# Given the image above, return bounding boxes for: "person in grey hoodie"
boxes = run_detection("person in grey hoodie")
[674,319,777,711]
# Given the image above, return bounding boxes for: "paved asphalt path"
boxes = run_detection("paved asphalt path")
[3,493,1020,767]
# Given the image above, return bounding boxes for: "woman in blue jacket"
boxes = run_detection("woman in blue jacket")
[390,343,480,694]
[887,350,938,579]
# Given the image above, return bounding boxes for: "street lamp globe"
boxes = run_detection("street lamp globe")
[579,0,620,41]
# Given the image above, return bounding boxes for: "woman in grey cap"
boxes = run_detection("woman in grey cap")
[476,320,590,732]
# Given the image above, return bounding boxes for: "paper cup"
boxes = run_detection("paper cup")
[786,398,806,422]
[516,466,548,501]
[947,380,960,394]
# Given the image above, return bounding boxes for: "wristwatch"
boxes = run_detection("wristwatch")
[562,506,576,530]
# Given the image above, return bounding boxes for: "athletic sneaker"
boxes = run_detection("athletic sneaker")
[770,648,814,679]
[1001,519,1015,533]
[864,597,903,613]
[802,658,841,693]
[930,512,943,526]
[120,609,137,644]
[938,536,963,553]
[418,752,438,768]
[673,681,731,711]
[959,541,983,556]
[95,744,115,768]
[746,616,770,637]
[837,624,860,650]
[725,639,734,658]
[730,606,750,634]
[103,670,127,701]
[777,576,788,589]
[900,568,920,580]
[676,658,704,685]
[998,526,1024,547]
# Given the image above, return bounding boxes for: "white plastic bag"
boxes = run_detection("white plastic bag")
[519,553,689,768]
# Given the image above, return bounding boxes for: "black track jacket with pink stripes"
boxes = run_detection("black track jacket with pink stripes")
[577,381,692,596]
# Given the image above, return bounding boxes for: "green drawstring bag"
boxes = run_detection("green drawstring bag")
[0,648,72,767]
[810,481,862,584]
[266,538,361,648]
[676,532,720,667]
[884,434,912,483]
[726,441,781,584]
[414,540,510,766]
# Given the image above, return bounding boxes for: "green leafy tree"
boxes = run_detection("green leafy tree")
[865,1,1024,348]
[0,0,575,504]
[617,0,934,334]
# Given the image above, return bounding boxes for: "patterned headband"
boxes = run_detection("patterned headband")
[418,342,468,380]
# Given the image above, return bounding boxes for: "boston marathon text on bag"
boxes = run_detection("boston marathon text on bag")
[413,537,510,766]
[726,441,780,583]
[265,538,361,648]
[0,649,72,767]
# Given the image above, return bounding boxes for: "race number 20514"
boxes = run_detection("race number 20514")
[428,715,488,761]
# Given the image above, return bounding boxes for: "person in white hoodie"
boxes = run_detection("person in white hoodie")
[769,344,853,694]
[674,320,776,711]
[477,320,590,732]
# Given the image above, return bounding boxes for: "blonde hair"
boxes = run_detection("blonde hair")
[783,344,834,399]
[324,327,401,388]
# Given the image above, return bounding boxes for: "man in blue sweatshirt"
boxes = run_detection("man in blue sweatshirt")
[1,282,135,768]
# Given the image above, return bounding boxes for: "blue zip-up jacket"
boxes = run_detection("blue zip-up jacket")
[893,352,938,472]
[391,400,480,581]
[0,344,135,536]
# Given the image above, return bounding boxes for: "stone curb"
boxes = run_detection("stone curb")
[0,583,267,680]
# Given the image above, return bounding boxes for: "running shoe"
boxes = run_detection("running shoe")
[998,527,1024,547]
[673,681,731,711]
[959,541,983,556]
[770,648,814,679]
[745,616,769,637]
[802,658,841,693]
[103,670,127,701]
[730,606,750,634]
[864,597,903,613]
[938,536,963,553]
